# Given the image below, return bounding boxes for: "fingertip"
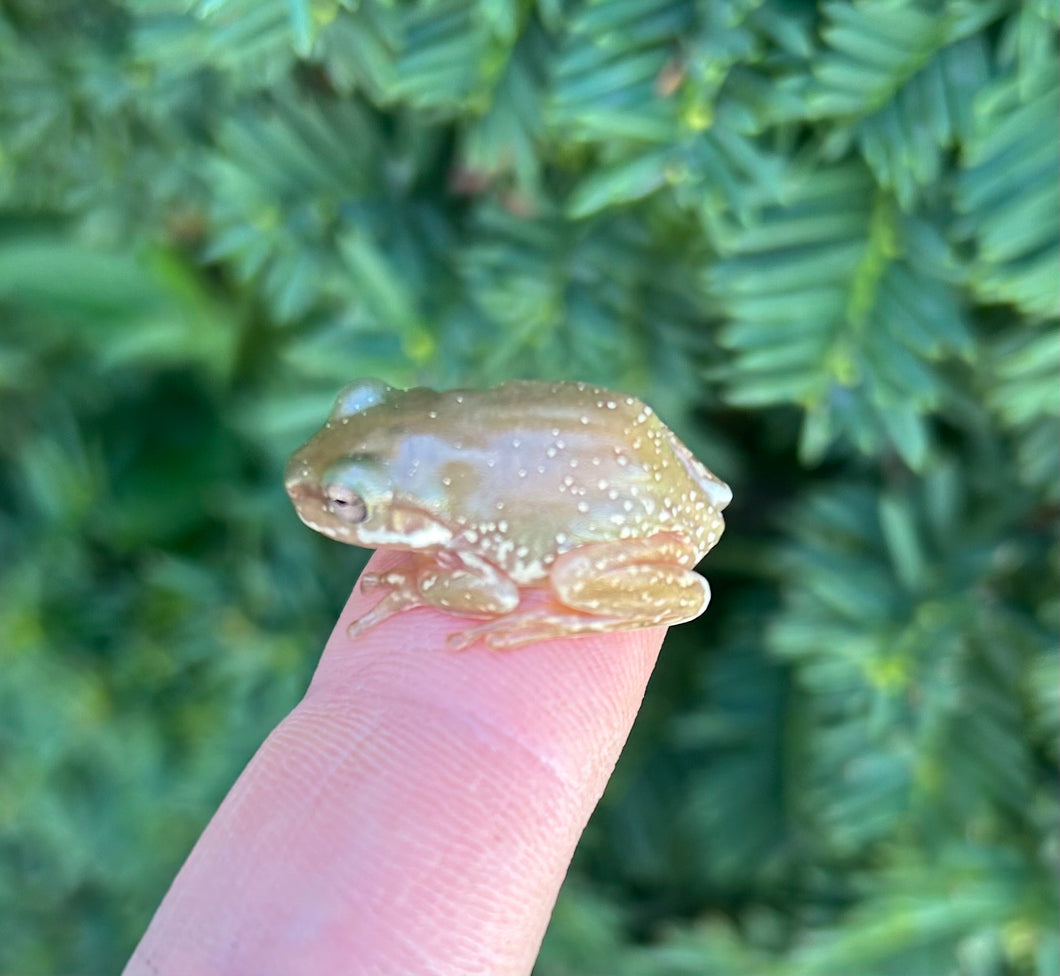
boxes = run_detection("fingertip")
[309,553,664,784]
[127,552,665,975]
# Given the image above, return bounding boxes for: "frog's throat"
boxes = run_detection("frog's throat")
[357,521,454,549]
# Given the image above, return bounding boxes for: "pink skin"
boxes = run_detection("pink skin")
[124,551,664,976]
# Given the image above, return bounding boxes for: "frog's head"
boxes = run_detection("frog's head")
[285,445,396,543]
[284,379,400,545]
[285,379,454,550]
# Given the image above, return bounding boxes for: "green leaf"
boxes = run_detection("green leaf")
[337,227,435,360]
[565,150,671,217]
[711,163,969,466]
[957,46,1060,317]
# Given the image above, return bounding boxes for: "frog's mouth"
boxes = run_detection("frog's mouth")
[284,465,351,539]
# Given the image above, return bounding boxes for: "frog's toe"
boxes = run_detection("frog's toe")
[446,616,530,651]
[445,628,480,651]
[360,572,385,592]
[346,587,422,640]
[481,627,555,650]
[445,620,532,651]
[445,606,618,651]
[346,612,381,641]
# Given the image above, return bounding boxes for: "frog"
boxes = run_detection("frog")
[285,378,732,650]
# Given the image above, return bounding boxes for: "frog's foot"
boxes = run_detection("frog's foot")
[347,587,424,640]
[349,561,428,638]
[348,552,519,642]
[447,606,623,650]
[449,533,710,651]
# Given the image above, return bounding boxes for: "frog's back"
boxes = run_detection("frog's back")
[416,380,730,566]
[487,381,730,507]
[444,380,647,432]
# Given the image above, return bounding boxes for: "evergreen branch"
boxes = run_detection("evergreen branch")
[709,163,970,467]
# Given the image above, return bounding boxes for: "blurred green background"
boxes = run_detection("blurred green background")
[1,0,1058,973]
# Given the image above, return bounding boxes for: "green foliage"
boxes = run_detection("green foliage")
[709,164,973,468]
[1,0,1057,973]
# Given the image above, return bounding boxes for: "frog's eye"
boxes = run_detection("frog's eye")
[324,483,368,523]
[329,379,396,420]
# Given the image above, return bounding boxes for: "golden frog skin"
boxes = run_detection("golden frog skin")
[285,379,732,649]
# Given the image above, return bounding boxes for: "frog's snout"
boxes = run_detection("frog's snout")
[284,457,337,536]
[284,460,330,528]
[284,454,314,498]
[285,478,316,503]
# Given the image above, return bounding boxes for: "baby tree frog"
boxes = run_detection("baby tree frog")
[285,380,731,649]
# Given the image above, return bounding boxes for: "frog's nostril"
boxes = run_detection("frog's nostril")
[284,455,313,493]
[284,467,319,502]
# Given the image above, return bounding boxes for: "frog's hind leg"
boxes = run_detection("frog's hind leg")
[549,532,708,623]
[447,606,625,650]
[448,533,710,650]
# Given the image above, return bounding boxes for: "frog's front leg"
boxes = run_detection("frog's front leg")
[349,551,520,640]
[448,533,708,650]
